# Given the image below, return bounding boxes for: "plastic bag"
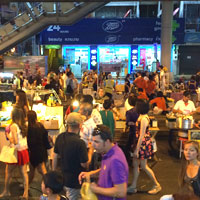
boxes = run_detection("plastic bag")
[81,175,98,200]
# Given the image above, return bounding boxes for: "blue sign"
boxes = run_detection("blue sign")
[90,46,97,70]
[184,33,200,43]
[40,18,185,45]
[130,45,138,74]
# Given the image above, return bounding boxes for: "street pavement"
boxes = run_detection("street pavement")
[0,134,181,200]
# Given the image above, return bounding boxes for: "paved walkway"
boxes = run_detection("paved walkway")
[0,134,180,200]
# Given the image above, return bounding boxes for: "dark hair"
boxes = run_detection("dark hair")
[103,99,112,110]
[128,95,137,106]
[27,110,37,127]
[74,93,83,102]
[12,107,27,137]
[92,125,112,142]
[157,91,163,97]
[16,89,29,109]
[149,74,154,81]
[183,91,190,97]
[136,99,149,114]
[80,95,93,105]
[138,88,143,92]
[67,71,72,77]
[43,171,63,194]
[190,75,196,81]
[173,184,200,200]
[80,102,93,116]
[141,72,146,77]
[125,74,130,79]
[159,65,164,69]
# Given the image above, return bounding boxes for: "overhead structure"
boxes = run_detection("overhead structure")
[161,1,173,72]
[0,2,107,54]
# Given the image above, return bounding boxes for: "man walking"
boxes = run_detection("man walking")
[79,125,128,200]
[53,112,88,200]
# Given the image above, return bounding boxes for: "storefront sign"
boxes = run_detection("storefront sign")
[45,45,61,49]
[40,18,185,45]
[101,63,123,72]
[184,33,200,43]
[130,45,138,73]
[90,46,97,70]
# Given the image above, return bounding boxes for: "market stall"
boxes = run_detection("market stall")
[0,89,64,154]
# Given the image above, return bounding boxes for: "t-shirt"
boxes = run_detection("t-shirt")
[97,144,129,200]
[150,97,167,111]
[146,80,156,95]
[54,132,88,188]
[80,117,96,147]
[137,91,149,100]
[173,100,196,115]
[126,107,139,132]
[134,77,147,90]
[92,109,103,125]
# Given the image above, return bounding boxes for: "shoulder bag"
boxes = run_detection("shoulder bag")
[0,144,17,163]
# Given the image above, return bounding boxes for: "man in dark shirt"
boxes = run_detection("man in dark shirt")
[53,112,88,200]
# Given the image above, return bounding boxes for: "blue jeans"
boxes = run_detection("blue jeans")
[64,186,81,200]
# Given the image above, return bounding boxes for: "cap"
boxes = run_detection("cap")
[66,112,85,125]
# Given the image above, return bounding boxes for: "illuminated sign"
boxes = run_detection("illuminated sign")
[131,45,138,73]
[90,46,97,70]
[45,45,61,49]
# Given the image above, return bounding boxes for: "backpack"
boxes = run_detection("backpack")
[66,79,73,94]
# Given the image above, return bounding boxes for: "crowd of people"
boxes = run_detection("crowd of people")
[0,64,200,200]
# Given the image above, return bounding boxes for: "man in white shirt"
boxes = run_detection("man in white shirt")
[173,91,196,115]
[79,102,96,167]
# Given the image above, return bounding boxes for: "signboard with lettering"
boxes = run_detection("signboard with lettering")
[39,18,185,45]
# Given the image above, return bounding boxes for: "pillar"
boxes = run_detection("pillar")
[161,1,173,72]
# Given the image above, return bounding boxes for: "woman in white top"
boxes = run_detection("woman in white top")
[0,107,29,199]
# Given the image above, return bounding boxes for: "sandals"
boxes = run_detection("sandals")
[148,184,162,195]
[127,185,137,194]
[0,192,11,198]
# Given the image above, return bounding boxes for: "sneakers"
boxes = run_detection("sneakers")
[127,185,137,194]
[148,184,162,195]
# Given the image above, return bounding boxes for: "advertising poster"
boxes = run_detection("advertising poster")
[3,56,47,77]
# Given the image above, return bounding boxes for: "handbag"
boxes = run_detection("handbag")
[0,145,17,163]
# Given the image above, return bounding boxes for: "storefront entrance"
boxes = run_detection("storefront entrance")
[98,46,130,77]
[62,46,90,77]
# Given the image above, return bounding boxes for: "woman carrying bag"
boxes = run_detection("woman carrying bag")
[0,107,29,200]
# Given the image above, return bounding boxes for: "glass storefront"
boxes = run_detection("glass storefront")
[98,46,130,77]
[62,46,90,77]
[137,45,161,72]
[61,44,175,78]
